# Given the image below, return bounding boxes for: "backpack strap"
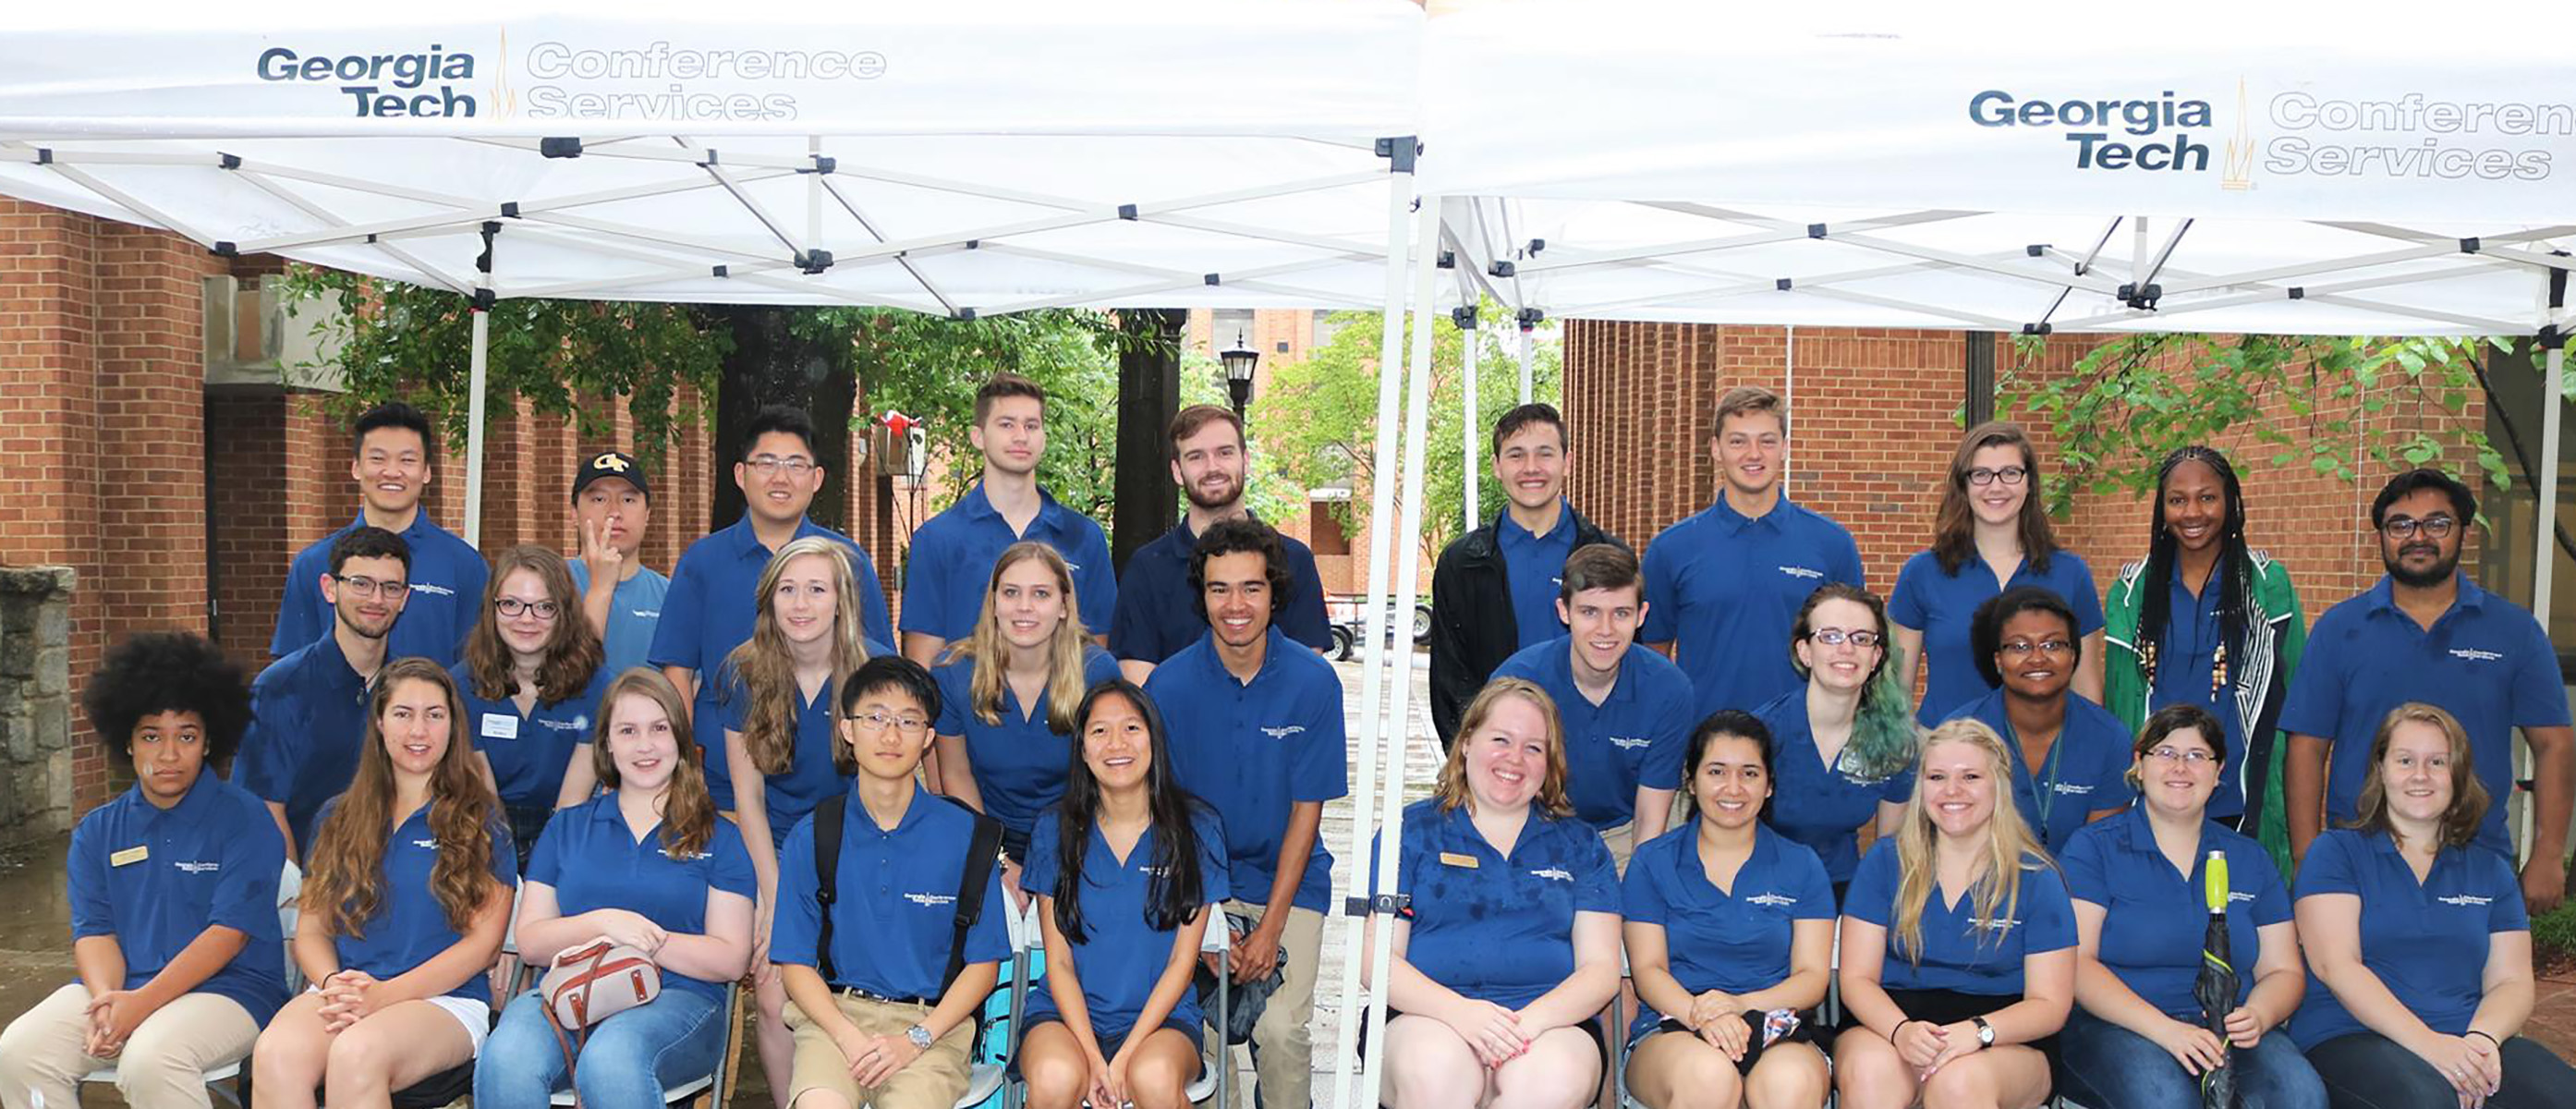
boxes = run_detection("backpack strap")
[811,795,847,987]
[938,798,1004,994]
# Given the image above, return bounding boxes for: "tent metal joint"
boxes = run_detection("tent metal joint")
[1516,306,1544,329]
[1343,892,1411,918]
[1776,277,1792,291]
[1807,223,1827,238]
[954,308,978,322]
[2539,325,2566,352]
[539,138,583,159]
[499,201,520,218]
[217,153,241,171]
[1489,259,1514,277]
[2118,281,2162,310]
[2289,286,2305,299]
[1452,305,1477,329]
[32,148,49,165]
[1204,273,1221,286]
[1374,135,1418,174]
[1117,203,1139,220]
[712,264,728,278]
[2461,237,2482,254]
[469,287,495,311]
[210,240,237,258]
[2025,244,2047,257]
[2022,322,2054,335]
[797,249,834,274]
[1437,249,1455,269]
[805,155,835,175]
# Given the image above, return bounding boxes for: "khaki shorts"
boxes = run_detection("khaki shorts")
[1600,822,1637,875]
[783,992,976,1109]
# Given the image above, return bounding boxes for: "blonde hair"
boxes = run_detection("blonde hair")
[2351,701,2489,850]
[1434,678,1574,819]
[1889,718,2052,964]
[937,542,1090,734]
[721,537,871,775]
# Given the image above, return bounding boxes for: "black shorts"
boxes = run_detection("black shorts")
[1629,1009,1823,1074]
[1878,987,2059,1064]
[1026,1012,1206,1061]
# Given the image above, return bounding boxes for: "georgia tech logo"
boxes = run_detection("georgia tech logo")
[1969,89,2215,172]
[1777,566,1824,580]
[904,893,959,908]
[592,453,632,473]
[1529,867,1574,883]
[2449,648,2505,662]
[1260,725,1307,739]
[1608,736,1653,750]
[175,860,222,874]
[1746,892,1798,908]
[2439,895,2495,908]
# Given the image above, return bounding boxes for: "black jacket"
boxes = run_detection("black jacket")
[1428,505,1625,749]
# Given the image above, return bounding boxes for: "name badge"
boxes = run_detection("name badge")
[481,713,520,740]
[111,846,150,867]
[1439,852,1479,869]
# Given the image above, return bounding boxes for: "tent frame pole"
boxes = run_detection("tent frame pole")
[2529,263,2569,861]
[462,221,497,549]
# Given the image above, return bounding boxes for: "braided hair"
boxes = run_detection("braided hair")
[2135,446,2254,696]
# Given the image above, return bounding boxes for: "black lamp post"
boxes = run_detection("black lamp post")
[1220,331,1259,416]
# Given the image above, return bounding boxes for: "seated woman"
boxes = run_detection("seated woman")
[0,633,286,1109]
[453,544,608,864]
[473,669,755,1109]
[249,658,516,1109]
[1019,680,1228,1109]
[1892,587,2132,854]
[1624,710,1834,1109]
[1367,677,1622,1109]
[930,542,1121,894]
[2292,702,2576,1109]
[1751,584,1919,901]
[1835,717,2075,1109]
[720,536,887,1103]
[2058,704,2322,1109]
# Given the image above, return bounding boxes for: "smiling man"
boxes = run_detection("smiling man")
[2282,469,2574,911]
[1490,543,1695,871]
[237,527,410,859]
[1143,518,1344,1109]
[270,401,485,666]
[1430,403,1624,751]
[1641,385,1865,721]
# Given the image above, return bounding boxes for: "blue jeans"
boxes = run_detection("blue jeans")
[2059,1010,2326,1109]
[473,987,727,1109]
[2305,1031,2576,1109]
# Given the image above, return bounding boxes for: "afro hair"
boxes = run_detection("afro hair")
[82,631,254,766]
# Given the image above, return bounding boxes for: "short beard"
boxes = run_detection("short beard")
[2385,547,2459,590]
[336,610,393,640]
[1184,477,1243,512]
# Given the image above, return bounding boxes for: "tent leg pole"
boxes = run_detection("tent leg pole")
[2531,319,2564,865]
[464,304,490,548]
[1464,318,1480,530]
[1518,323,1534,403]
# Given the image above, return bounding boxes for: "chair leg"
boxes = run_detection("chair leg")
[719,984,749,1109]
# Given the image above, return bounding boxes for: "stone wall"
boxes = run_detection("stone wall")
[0,566,75,842]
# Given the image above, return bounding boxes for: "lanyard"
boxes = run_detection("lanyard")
[2008,717,2071,835]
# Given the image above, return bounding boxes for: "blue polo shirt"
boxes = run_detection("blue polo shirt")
[1495,504,1578,649]
[272,514,487,666]
[2279,575,2570,858]
[1107,517,1331,663]
[527,796,757,1001]
[322,798,517,1004]
[2288,827,2529,1050]
[234,634,375,854]
[1490,638,1694,830]
[1844,838,2076,995]
[452,662,608,810]
[2060,808,2289,1020]
[568,562,672,681]
[900,483,1115,641]
[717,664,877,850]
[2146,575,2252,821]
[931,645,1123,844]
[1752,690,1914,884]
[1382,797,1621,1008]
[1144,628,1347,912]
[1889,689,2134,853]
[1622,823,1832,1039]
[1023,804,1231,1037]
[68,776,288,1026]
[648,518,893,805]
[1889,548,2106,725]
[772,786,1011,1001]
[1641,497,1865,721]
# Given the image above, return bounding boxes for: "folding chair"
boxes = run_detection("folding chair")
[993,905,1228,1109]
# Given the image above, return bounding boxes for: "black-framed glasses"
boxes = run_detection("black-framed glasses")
[1965,466,2029,487]
[1808,628,1883,648]
[332,574,407,599]
[1999,639,2074,657]
[2381,516,2456,540]
[846,711,930,737]
[494,598,561,619]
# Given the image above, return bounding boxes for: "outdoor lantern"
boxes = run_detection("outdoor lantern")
[1220,331,1259,415]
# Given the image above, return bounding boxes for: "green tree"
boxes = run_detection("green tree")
[1253,304,1563,562]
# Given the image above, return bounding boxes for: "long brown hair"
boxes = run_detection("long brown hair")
[1931,421,2062,576]
[463,545,604,706]
[2351,702,2489,850]
[302,658,504,938]
[1889,718,2050,964]
[589,668,717,859]
[722,538,870,775]
[938,542,1091,733]
[1434,678,1574,818]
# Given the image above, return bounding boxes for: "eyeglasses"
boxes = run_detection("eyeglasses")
[494,598,561,620]
[2146,746,2217,767]
[746,455,816,477]
[1965,466,2029,487]
[1808,628,1883,648]
[846,711,930,737]
[1999,639,2074,657]
[332,574,407,599]
[2381,515,2456,540]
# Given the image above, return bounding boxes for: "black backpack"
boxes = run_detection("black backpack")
[808,794,1005,996]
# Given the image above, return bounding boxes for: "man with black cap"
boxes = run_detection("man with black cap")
[565,450,669,679]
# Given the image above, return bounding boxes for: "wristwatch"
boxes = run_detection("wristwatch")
[1971,1017,1996,1049]
[905,1024,933,1050]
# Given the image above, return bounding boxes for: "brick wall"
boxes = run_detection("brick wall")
[1562,322,2491,637]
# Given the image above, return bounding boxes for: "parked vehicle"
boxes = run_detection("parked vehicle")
[1324,594,1432,661]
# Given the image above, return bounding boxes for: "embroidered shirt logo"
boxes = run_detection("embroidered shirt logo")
[409,583,457,597]
[1529,867,1574,883]
[1971,916,2023,934]
[1607,736,1653,750]
[1746,892,1798,908]
[410,838,439,849]
[656,847,713,861]
[1260,725,1307,739]
[632,608,662,619]
[2051,782,2096,795]
[175,860,222,874]
[539,716,589,733]
[2439,895,2495,907]
[2449,648,2504,663]
[2228,891,2258,904]
[905,893,959,908]
[1777,566,1824,580]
